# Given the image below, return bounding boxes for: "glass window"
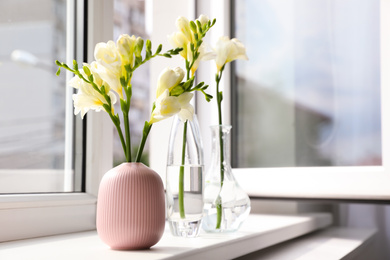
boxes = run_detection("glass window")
[232,0,381,168]
[0,0,80,193]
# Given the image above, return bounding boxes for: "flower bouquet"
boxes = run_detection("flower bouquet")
[55,32,210,248]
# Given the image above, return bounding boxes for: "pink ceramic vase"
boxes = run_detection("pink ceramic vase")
[96,163,165,250]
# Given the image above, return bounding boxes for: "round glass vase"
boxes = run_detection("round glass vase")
[202,125,251,233]
[166,115,204,237]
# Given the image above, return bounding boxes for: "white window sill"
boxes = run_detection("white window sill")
[0,213,332,260]
[237,226,377,260]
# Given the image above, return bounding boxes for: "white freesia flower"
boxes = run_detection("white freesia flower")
[69,73,117,119]
[149,89,181,124]
[117,34,137,66]
[149,67,195,123]
[94,40,123,98]
[177,92,194,122]
[156,67,185,98]
[214,36,248,72]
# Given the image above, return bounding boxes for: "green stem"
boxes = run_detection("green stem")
[215,69,224,229]
[179,120,188,219]
[123,111,131,162]
[135,122,152,163]
[123,71,133,162]
[178,58,194,219]
[105,110,127,162]
[114,120,128,161]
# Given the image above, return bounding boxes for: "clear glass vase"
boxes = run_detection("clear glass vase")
[166,115,204,237]
[202,125,251,233]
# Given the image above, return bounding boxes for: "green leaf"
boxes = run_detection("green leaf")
[194,33,198,41]
[120,77,127,88]
[155,44,162,54]
[102,103,111,113]
[146,39,152,52]
[61,63,71,70]
[83,65,91,76]
[56,67,61,76]
[88,74,94,83]
[120,99,128,112]
[196,20,202,33]
[146,50,151,60]
[135,56,142,65]
[124,64,131,73]
[194,52,199,61]
[202,23,207,33]
[125,84,132,98]
[218,91,223,102]
[169,47,183,55]
[100,85,106,94]
[73,60,78,70]
[143,121,151,134]
[215,73,220,82]
[194,82,204,89]
[190,21,197,32]
[104,92,111,105]
[183,77,194,90]
[170,85,185,96]
[135,38,144,57]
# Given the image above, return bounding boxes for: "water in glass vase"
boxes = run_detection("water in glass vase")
[203,181,251,232]
[166,165,204,237]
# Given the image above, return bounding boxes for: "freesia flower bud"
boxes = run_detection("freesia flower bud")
[156,67,185,98]
[117,34,136,65]
[214,36,248,72]
[197,14,209,26]
[135,37,144,57]
[176,16,193,42]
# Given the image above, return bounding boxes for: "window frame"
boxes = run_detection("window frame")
[195,0,390,202]
[0,0,114,242]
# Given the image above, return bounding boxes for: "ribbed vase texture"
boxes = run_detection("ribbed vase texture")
[96,163,165,250]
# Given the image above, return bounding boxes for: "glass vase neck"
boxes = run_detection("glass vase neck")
[210,125,232,165]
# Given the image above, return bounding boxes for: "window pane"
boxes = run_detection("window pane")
[113,0,150,165]
[233,0,382,167]
[0,0,74,193]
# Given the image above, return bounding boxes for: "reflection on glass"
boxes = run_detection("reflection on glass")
[0,0,70,193]
[233,0,381,167]
[0,0,67,170]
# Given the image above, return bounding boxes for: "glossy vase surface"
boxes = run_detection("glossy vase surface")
[96,163,165,250]
[166,115,204,237]
[202,125,251,233]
